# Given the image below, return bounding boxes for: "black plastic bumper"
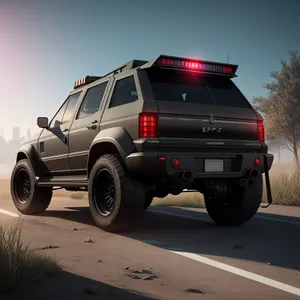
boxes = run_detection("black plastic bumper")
[126,151,274,178]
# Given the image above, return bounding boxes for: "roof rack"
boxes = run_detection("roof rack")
[102,59,148,78]
[73,59,148,89]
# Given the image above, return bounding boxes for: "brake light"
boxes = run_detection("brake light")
[257,120,265,142]
[139,113,158,138]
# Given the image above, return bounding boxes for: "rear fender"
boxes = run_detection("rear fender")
[87,127,136,175]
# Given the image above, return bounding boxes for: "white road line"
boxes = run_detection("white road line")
[171,250,300,297]
[256,215,300,226]
[0,209,19,218]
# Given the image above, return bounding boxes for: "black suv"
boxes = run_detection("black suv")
[10,55,274,232]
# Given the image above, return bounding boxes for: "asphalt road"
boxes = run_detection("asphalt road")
[0,194,300,300]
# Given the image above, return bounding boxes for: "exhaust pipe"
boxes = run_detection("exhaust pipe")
[177,171,184,180]
[249,169,258,178]
[245,169,258,178]
[182,171,192,182]
[177,170,193,182]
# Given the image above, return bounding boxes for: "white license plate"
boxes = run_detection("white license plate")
[204,159,224,172]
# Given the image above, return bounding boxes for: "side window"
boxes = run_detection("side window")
[49,100,68,129]
[61,92,81,123]
[77,82,108,119]
[109,76,138,108]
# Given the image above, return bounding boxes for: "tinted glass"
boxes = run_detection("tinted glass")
[62,92,81,123]
[77,82,108,119]
[49,100,68,129]
[206,78,249,108]
[109,76,138,108]
[147,69,250,108]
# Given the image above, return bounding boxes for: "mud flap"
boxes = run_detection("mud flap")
[260,154,273,208]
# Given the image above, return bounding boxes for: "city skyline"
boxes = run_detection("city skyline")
[0,126,33,142]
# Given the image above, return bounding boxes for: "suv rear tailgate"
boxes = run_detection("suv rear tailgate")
[157,102,258,140]
[146,68,260,145]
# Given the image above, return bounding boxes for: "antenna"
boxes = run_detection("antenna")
[227,54,229,64]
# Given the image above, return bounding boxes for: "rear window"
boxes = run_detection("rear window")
[147,69,250,109]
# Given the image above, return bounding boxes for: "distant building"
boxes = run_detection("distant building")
[12,126,20,141]
[26,129,32,141]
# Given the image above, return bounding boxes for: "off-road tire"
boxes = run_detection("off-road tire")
[88,154,145,232]
[10,159,52,214]
[204,175,263,226]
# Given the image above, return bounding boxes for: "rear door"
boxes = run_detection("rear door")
[68,79,110,173]
[146,69,258,141]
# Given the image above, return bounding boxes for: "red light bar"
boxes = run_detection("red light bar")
[154,55,238,75]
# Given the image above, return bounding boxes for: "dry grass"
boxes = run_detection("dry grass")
[0,221,61,294]
[262,169,300,206]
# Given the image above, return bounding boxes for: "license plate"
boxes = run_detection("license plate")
[204,159,224,172]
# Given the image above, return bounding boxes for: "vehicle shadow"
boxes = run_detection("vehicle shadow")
[5,270,157,300]
[40,205,300,272]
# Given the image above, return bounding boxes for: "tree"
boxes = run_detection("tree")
[253,50,300,166]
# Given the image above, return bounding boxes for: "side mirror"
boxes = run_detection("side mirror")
[37,117,49,129]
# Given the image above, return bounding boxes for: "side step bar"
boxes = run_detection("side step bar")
[260,154,273,208]
[37,175,88,188]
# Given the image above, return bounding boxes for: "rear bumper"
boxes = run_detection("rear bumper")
[126,152,274,178]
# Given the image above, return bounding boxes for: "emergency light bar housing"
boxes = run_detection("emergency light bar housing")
[73,55,239,89]
[141,55,238,77]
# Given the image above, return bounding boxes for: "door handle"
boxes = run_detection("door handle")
[91,120,98,124]
[87,124,97,130]
[62,128,68,132]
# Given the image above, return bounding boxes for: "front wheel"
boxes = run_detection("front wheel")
[204,175,263,226]
[10,159,52,214]
[88,154,145,232]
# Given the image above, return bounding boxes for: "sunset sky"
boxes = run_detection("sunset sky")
[0,0,299,140]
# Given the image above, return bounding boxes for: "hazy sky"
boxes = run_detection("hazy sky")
[0,0,299,139]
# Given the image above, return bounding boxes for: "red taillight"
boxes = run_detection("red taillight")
[139,113,158,138]
[257,120,265,142]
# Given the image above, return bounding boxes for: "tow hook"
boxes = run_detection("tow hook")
[260,155,273,208]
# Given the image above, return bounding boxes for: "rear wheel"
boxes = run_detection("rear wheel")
[204,175,263,226]
[10,159,52,214]
[88,154,145,232]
